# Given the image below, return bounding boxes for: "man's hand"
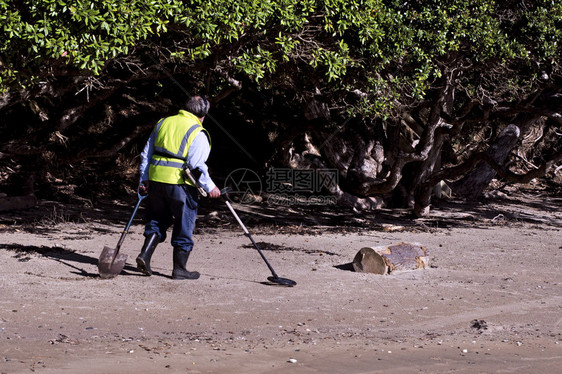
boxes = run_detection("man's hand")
[139,180,149,195]
[208,186,221,198]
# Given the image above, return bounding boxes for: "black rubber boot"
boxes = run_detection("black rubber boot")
[172,248,200,280]
[136,233,159,276]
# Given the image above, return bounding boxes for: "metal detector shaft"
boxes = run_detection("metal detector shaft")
[224,200,280,279]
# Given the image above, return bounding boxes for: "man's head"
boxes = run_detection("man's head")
[186,95,210,119]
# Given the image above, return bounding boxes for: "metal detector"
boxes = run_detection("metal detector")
[185,169,296,286]
[222,194,297,287]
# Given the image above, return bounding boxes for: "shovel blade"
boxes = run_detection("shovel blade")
[98,246,128,279]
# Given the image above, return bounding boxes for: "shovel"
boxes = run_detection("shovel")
[98,188,148,279]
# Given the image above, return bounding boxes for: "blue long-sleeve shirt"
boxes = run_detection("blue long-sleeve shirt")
[139,129,216,193]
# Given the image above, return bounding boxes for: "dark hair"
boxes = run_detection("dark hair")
[185,95,210,118]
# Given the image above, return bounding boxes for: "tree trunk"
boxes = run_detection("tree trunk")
[411,73,455,216]
[413,130,445,217]
[452,124,521,199]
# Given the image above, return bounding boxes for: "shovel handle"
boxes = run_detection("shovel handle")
[184,167,208,197]
[115,187,147,250]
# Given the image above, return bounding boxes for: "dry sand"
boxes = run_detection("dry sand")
[1,188,561,373]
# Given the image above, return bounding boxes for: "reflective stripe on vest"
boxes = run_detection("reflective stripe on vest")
[148,111,210,185]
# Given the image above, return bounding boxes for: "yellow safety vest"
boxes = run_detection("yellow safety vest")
[148,110,210,185]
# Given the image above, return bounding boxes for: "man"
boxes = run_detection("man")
[137,95,221,280]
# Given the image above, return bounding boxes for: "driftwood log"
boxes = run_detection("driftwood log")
[353,242,429,275]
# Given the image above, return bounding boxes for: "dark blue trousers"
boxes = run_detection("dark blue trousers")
[144,182,199,252]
